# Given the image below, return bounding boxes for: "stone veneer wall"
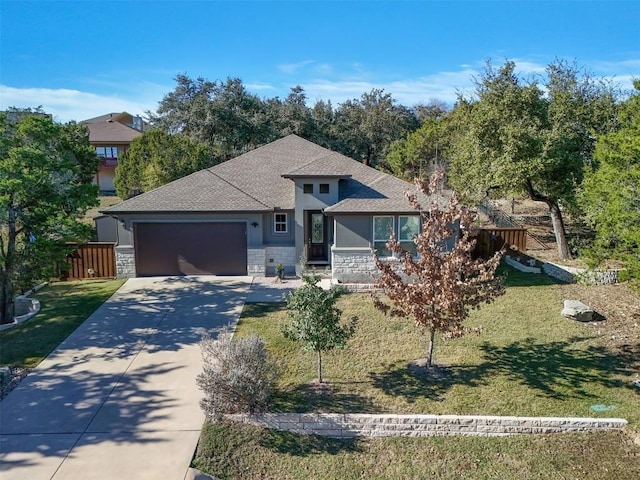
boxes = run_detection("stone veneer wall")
[542,262,623,285]
[332,247,377,283]
[247,248,266,275]
[115,246,136,278]
[227,413,627,438]
[265,246,297,275]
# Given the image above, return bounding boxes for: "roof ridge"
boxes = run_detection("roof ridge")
[205,169,271,209]
[282,151,335,175]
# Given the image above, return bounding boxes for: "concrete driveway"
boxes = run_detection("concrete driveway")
[0,276,252,480]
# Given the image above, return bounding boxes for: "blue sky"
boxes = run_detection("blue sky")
[1,0,638,123]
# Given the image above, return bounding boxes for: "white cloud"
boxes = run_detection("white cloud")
[277,60,315,74]
[0,85,160,123]
[302,68,479,106]
[245,83,276,91]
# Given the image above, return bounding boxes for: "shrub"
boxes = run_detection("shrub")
[197,329,279,420]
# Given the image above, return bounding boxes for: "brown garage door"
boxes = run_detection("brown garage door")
[134,222,247,276]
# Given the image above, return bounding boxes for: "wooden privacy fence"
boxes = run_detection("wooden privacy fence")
[61,242,116,280]
[474,228,527,259]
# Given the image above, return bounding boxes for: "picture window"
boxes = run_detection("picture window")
[373,216,394,257]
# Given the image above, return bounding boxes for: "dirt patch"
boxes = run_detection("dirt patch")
[558,282,640,350]
[408,359,451,380]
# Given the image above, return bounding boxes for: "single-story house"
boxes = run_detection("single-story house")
[102,135,443,283]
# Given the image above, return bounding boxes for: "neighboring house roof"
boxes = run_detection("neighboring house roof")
[83,120,143,143]
[103,134,441,215]
[82,112,135,124]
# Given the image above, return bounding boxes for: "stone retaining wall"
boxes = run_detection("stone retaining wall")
[542,262,623,285]
[227,413,627,438]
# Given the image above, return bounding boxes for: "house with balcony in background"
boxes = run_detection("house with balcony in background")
[81,112,145,193]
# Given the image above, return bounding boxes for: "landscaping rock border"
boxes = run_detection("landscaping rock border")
[227,413,627,438]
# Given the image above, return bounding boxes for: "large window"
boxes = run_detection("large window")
[95,146,118,158]
[398,216,420,256]
[373,216,394,257]
[274,213,288,233]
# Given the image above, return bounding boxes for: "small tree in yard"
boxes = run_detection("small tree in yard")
[283,275,358,383]
[197,330,280,420]
[373,173,505,369]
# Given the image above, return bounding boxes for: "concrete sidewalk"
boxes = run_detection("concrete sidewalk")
[0,276,251,480]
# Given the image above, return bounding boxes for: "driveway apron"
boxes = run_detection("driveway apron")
[0,276,251,480]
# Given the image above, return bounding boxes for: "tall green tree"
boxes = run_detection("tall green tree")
[580,80,640,278]
[449,60,617,259]
[386,109,451,180]
[114,130,218,199]
[151,75,274,159]
[283,275,358,383]
[334,89,419,167]
[1,113,98,323]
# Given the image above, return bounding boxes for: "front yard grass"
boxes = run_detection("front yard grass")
[194,266,640,478]
[0,279,125,368]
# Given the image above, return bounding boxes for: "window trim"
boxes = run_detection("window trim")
[273,212,288,234]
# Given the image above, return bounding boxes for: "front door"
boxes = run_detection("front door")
[306,211,328,262]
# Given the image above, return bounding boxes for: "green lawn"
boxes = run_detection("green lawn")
[0,279,125,367]
[193,421,640,480]
[194,267,640,478]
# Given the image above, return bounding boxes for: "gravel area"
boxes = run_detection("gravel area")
[0,366,31,402]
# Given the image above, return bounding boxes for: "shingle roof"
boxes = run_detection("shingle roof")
[84,120,143,143]
[103,170,269,213]
[104,134,444,215]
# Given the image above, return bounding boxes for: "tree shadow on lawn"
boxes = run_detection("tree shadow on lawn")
[258,427,362,456]
[370,361,494,403]
[240,302,285,319]
[271,381,382,413]
[370,336,637,403]
[480,337,638,400]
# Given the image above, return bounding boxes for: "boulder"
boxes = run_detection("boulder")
[562,300,594,322]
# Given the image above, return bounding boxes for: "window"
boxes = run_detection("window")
[319,183,330,194]
[95,146,118,158]
[303,183,313,194]
[398,216,420,256]
[274,213,288,233]
[373,216,394,257]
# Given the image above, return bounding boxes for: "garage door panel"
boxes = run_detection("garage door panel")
[135,223,247,276]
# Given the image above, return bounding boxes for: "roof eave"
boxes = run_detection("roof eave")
[281,174,352,179]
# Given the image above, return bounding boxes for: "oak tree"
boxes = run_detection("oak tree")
[114,130,217,199]
[1,113,98,323]
[373,174,504,368]
[449,60,617,259]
